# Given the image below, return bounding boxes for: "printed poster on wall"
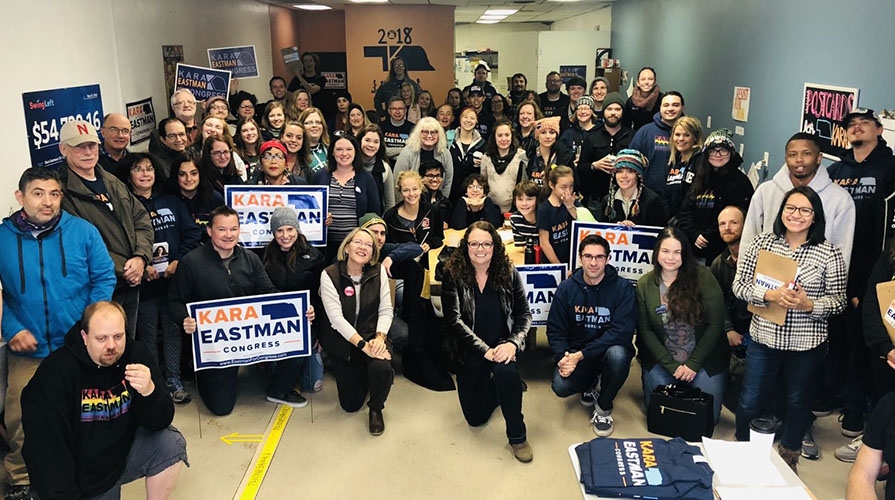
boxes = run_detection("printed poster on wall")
[175,63,231,102]
[22,84,104,168]
[800,83,859,160]
[224,185,329,248]
[188,291,311,370]
[732,86,750,122]
[559,65,587,84]
[125,97,155,145]
[517,264,567,326]
[162,45,184,108]
[569,222,662,284]
[207,45,258,79]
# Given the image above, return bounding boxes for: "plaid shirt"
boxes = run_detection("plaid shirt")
[732,232,846,351]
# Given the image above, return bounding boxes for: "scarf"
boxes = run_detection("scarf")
[631,84,661,111]
[491,146,518,175]
[13,209,61,237]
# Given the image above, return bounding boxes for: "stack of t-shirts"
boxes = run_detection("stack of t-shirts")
[575,437,714,499]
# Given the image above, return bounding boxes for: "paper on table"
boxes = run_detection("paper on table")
[716,486,813,500]
[702,438,787,486]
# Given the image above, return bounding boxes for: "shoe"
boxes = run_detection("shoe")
[369,409,385,436]
[511,441,533,463]
[166,378,191,405]
[579,387,598,407]
[5,484,31,500]
[800,427,820,460]
[840,409,864,438]
[778,444,800,474]
[591,405,614,437]
[834,436,863,463]
[266,390,308,408]
[812,394,842,417]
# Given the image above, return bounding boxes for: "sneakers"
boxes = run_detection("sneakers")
[166,378,191,405]
[800,427,820,460]
[579,387,598,407]
[590,405,614,437]
[511,441,533,463]
[839,409,864,438]
[834,436,863,463]
[266,390,308,408]
[5,484,31,500]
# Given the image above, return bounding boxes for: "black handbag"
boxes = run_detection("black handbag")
[647,384,714,442]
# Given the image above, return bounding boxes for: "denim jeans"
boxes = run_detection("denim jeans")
[734,341,827,450]
[551,345,633,412]
[641,363,726,423]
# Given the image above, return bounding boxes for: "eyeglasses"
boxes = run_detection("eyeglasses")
[165,132,188,139]
[209,104,228,111]
[239,104,255,110]
[782,204,814,217]
[304,120,323,126]
[351,239,374,249]
[420,130,439,136]
[210,150,231,158]
[261,153,285,161]
[131,166,154,173]
[104,126,131,136]
[467,184,484,191]
[708,148,731,157]
[424,173,443,180]
[580,253,607,262]
[173,100,196,107]
[467,241,494,250]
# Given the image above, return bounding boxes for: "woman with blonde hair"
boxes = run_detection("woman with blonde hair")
[299,107,331,174]
[393,117,454,201]
[663,116,704,219]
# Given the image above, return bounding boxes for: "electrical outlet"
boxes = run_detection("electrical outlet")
[706,116,712,129]
[734,126,745,136]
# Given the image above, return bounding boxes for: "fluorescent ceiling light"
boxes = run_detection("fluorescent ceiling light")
[484,8,518,15]
[548,0,580,2]
[478,15,507,20]
[350,0,389,3]
[293,4,332,9]
[476,19,501,24]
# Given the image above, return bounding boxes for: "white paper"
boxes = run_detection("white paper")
[716,486,813,500]
[701,438,787,486]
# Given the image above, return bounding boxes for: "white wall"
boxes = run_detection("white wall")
[550,6,612,32]
[536,31,613,91]
[454,23,550,94]
[0,0,272,213]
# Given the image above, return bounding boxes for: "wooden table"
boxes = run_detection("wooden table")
[428,228,525,287]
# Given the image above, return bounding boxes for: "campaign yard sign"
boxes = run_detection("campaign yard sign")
[175,63,231,101]
[208,45,259,79]
[517,264,567,326]
[570,222,662,284]
[188,291,311,370]
[125,97,155,145]
[225,185,328,247]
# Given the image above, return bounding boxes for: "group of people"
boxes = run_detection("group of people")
[3,55,895,499]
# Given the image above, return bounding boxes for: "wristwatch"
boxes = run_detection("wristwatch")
[356,339,367,350]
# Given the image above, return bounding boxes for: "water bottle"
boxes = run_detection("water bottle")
[524,238,535,265]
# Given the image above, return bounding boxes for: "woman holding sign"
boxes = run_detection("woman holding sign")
[732,185,846,473]
[442,221,533,462]
[319,227,394,435]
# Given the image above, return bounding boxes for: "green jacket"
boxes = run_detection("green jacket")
[635,266,729,376]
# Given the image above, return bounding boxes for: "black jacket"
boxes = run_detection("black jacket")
[863,243,895,358]
[449,132,486,202]
[851,175,895,299]
[598,185,667,228]
[383,200,444,249]
[450,197,503,230]
[577,126,634,205]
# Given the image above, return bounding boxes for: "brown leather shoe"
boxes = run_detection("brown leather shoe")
[369,409,385,436]
[778,444,799,474]
[511,441,533,463]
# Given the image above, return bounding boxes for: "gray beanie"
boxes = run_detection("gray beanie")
[602,92,626,110]
[270,206,300,233]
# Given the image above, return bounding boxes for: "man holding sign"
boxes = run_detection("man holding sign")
[168,206,312,416]
[546,234,636,437]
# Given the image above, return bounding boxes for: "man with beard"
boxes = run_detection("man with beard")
[577,93,633,211]
[710,206,751,351]
[507,73,529,117]
[539,71,569,119]
[629,91,685,195]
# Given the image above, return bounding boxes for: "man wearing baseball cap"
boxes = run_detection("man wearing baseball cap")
[560,76,589,134]
[463,63,497,101]
[57,119,153,339]
[466,85,492,138]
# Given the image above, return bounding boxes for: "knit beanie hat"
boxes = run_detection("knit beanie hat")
[359,213,386,230]
[703,128,736,152]
[576,95,596,111]
[535,116,561,137]
[601,92,626,110]
[270,206,300,233]
[566,76,587,91]
[614,149,647,177]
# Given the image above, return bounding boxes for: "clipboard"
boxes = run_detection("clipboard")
[747,250,798,326]
[876,281,895,344]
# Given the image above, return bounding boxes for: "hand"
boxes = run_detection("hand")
[183,317,197,334]
[382,256,394,277]
[473,156,482,167]
[888,349,895,371]
[694,235,709,249]
[618,219,636,228]
[165,260,179,277]
[766,286,811,310]
[8,330,38,353]
[851,297,860,309]
[123,257,145,287]
[145,266,160,281]
[726,330,743,347]
[365,337,391,360]
[557,351,581,377]
[325,213,333,226]
[229,78,239,92]
[305,305,315,323]
[593,156,615,174]
[124,364,155,396]
[420,243,431,253]
[491,342,517,364]
[788,283,814,312]
[673,365,697,383]
[484,348,496,362]
[559,191,576,209]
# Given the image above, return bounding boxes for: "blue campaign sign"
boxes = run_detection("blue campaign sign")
[22,84,103,168]
[188,291,311,370]
[175,63,231,101]
[225,185,329,247]
[207,45,258,79]
[517,264,567,326]
[570,221,662,284]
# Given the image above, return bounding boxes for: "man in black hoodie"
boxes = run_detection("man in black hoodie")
[21,301,186,500]
[546,234,636,437]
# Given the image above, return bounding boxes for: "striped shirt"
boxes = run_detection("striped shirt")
[329,176,358,244]
[511,211,538,246]
[732,231,846,351]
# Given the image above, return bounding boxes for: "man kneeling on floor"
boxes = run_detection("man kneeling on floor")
[22,301,187,499]
[546,234,636,436]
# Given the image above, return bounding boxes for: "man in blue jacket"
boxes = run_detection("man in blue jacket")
[628,91,685,195]
[547,234,636,437]
[0,167,116,500]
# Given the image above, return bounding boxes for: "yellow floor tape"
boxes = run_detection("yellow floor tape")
[234,404,293,500]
